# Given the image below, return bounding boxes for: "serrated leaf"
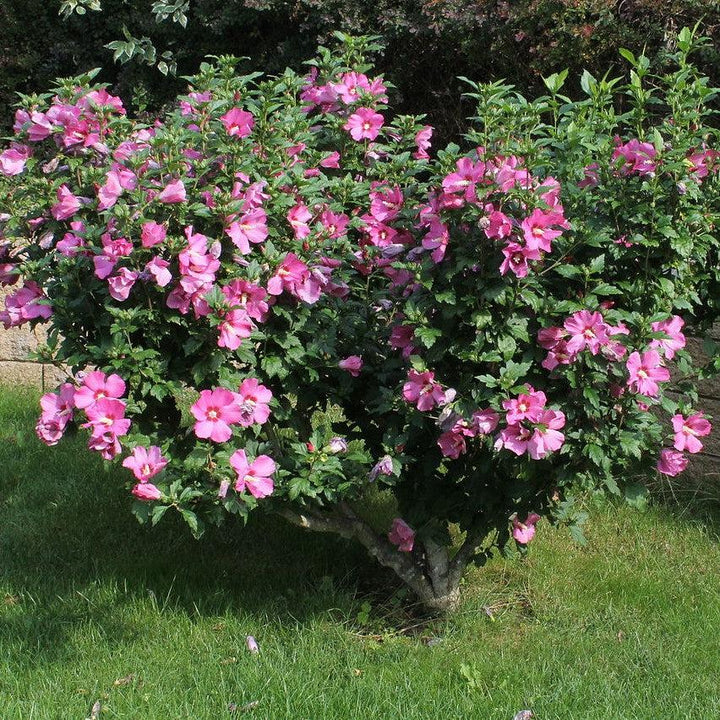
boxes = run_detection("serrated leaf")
[180,508,202,537]
[151,504,170,526]
[593,282,622,295]
[555,264,583,279]
[415,326,442,349]
[603,474,620,495]
[497,335,517,359]
[261,355,286,379]
[588,254,606,275]
[569,523,588,546]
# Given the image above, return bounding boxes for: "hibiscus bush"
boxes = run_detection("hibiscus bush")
[2,29,720,611]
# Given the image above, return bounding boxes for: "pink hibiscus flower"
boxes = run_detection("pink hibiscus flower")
[671,413,711,454]
[220,108,254,138]
[234,378,272,427]
[521,208,564,252]
[225,209,268,254]
[339,355,363,377]
[499,242,541,278]
[217,309,255,350]
[512,513,541,544]
[650,315,686,359]
[388,518,415,552]
[191,388,243,442]
[626,350,669,397]
[83,398,131,438]
[51,184,82,221]
[132,482,162,501]
[657,448,688,476]
[564,310,609,355]
[344,107,384,141]
[402,369,446,412]
[230,449,276,498]
[471,409,500,435]
[527,409,566,460]
[158,179,186,204]
[141,221,167,248]
[503,388,547,424]
[74,371,126,409]
[122,445,169,481]
[287,204,313,240]
[437,430,467,459]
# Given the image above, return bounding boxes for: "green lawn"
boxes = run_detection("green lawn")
[2,386,720,719]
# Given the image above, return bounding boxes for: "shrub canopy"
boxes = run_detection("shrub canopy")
[2,30,720,609]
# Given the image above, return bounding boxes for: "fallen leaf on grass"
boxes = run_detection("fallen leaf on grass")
[228,700,260,713]
[87,700,102,720]
[352,668,363,676]
[421,636,444,646]
[3,594,20,606]
[220,656,237,665]
[113,674,136,687]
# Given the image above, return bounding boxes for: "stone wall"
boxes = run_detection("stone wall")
[0,285,66,389]
[679,335,720,490]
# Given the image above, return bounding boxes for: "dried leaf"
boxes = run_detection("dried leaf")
[220,656,237,665]
[422,636,444,646]
[113,674,135,687]
[87,700,102,720]
[229,700,260,713]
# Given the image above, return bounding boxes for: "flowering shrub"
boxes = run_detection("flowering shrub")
[2,29,720,610]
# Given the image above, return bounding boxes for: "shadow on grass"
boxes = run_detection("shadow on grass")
[0,389,386,669]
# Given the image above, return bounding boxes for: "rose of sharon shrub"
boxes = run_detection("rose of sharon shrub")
[2,31,720,611]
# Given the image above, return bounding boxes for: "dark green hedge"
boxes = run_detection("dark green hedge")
[1,0,718,139]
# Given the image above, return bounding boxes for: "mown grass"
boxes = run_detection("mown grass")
[2,386,720,719]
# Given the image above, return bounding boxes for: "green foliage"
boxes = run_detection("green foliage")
[3,32,720,603]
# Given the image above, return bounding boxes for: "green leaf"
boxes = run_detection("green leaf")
[415,326,442,349]
[593,282,622,296]
[625,483,649,510]
[588,254,606,275]
[409,355,426,372]
[555,264,583,279]
[542,69,568,94]
[619,48,636,65]
[582,387,600,410]
[497,335,517,359]
[261,355,287,379]
[580,69,597,96]
[603,474,620,495]
[569,523,588,546]
[180,508,203,537]
[151,504,170,526]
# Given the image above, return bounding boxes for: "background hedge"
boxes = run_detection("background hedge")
[1,0,719,138]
